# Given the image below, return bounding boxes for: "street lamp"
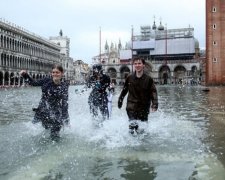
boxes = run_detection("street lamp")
[131,25,134,73]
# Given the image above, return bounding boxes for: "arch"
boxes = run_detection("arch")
[9,38,12,50]
[119,65,130,85]
[0,71,3,86]
[10,72,14,85]
[4,71,9,86]
[36,74,42,80]
[107,67,117,84]
[120,66,130,78]
[3,54,7,66]
[9,55,13,67]
[174,65,187,84]
[191,65,198,73]
[1,53,4,66]
[0,35,3,47]
[107,67,117,78]
[12,39,15,51]
[15,72,19,86]
[190,65,198,85]
[159,65,171,85]
[3,36,6,48]
[6,36,9,49]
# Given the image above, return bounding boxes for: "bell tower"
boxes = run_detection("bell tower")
[206,0,225,85]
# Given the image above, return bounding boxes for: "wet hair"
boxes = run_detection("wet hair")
[132,57,145,64]
[92,64,102,73]
[52,64,64,73]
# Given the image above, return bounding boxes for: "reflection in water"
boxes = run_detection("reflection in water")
[0,85,225,179]
[199,87,225,168]
[120,159,157,180]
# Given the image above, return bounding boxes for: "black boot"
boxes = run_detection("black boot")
[129,122,138,134]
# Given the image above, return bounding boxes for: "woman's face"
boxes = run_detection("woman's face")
[51,68,63,83]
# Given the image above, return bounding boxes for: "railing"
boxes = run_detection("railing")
[150,59,200,64]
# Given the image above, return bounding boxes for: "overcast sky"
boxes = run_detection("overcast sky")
[0,0,205,64]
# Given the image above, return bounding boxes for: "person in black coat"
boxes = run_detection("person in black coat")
[20,64,69,139]
[87,64,110,120]
[118,58,158,134]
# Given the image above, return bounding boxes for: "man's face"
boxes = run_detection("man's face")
[133,60,145,72]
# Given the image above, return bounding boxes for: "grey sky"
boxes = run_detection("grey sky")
[0,0,205,64]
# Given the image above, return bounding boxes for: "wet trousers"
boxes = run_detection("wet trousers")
[127,110,149,121]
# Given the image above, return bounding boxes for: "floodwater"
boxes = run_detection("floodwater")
[0,85,225,180]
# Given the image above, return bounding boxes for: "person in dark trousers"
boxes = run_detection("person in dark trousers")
[20,64,69,140]
[87,64,110,120]
[118,57,158,134]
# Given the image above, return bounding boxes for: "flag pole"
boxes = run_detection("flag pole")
[99,26,101,64]
[131,25,134,73]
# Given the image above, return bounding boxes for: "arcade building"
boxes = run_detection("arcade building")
[93,21,203,85]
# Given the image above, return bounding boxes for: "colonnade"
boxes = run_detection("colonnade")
[0,20,62,87]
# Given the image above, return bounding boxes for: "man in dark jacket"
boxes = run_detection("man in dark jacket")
[87,64,110,120]
[118,58,158,133]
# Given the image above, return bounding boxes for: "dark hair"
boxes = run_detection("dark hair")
[52,64,64,73]
[92,64,102,73]
[132,57,145,64]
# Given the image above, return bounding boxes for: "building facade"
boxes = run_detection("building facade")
[0,19,73,87]
[92,40,122,84]
[93,22,202,85]
[206,0,225,85]
[73,60,89,84]
[49,30,74,82]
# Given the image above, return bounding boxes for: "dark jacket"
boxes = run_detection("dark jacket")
[87,73,110,105]
[87,73,110,93]
[23,73,69,125]
[118,73,158,113]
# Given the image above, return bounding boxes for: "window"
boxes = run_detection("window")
[213,41,217,45]
[212,7,217,12]
[213,57,218,63]
[213,24,216,29]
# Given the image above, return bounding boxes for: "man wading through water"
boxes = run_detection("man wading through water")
[118,57,158,134]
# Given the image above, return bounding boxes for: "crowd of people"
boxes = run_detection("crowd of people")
[20,57,158,140]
